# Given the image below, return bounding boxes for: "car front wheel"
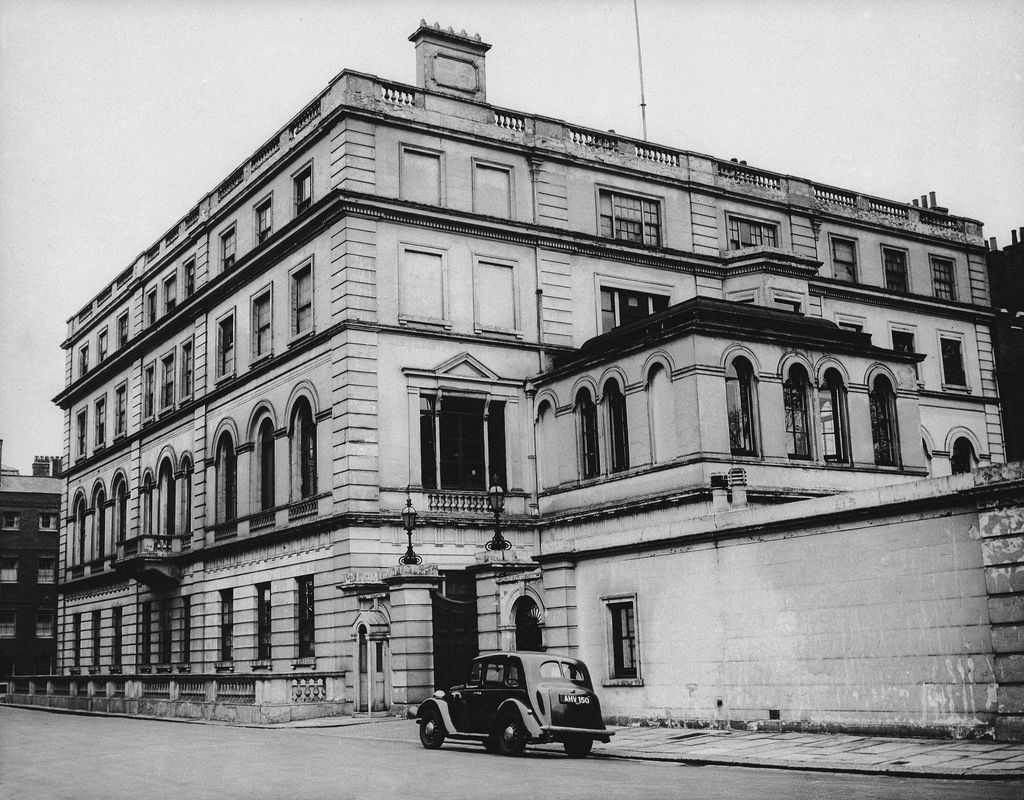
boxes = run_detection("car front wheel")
[495,710,528,757]
[563,736,593,758]
[419,709,446,750]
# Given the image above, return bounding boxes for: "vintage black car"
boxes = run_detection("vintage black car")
[415,651,613,758]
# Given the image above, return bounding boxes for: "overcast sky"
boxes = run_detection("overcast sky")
[1,0,1021,472]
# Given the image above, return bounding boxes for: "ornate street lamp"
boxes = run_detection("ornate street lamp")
[485,483,511,552]
[399,496,422,565]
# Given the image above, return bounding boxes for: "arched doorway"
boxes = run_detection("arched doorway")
[357,625,388,713]
[514,597,543,651]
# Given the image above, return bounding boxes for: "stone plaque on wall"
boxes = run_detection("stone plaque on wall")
[432,55,479,93]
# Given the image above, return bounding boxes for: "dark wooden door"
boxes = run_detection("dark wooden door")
[432,591,478,691]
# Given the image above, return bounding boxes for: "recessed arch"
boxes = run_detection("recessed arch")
[210,417,241,459]
[943,425,983,456]
[533,389,560,418]
[597,365,630,397]
[568,375,600,404]
[776,350,814,380]
[246,400,280,443]
[863,362,900,391]
[641,350,675,382]
[720,343,762,375]
[814,356,851,386]
[285,381,321,426]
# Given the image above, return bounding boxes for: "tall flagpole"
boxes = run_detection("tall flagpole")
[633,0,648,141]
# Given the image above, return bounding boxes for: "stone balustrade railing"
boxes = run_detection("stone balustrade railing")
[428,491,491,514]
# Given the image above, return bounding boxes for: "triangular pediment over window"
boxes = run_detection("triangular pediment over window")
[432,352,501,381]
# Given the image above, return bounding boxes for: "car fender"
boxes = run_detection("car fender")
[496,698,543,738]
[417,697,458,734]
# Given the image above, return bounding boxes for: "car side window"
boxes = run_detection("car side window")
[483,661,505,687]
[505,661,522,688]
[562,661,590,686]
[467,661,482,686]
[539,661,561,679]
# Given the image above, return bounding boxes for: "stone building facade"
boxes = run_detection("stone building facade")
[28,24,1021,735]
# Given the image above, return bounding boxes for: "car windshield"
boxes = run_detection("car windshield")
[539,660,591,687]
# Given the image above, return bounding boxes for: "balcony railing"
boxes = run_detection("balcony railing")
[250,510,275,532]
[288,497,318,521]
[716,161,781,191]
[428,491,490,514]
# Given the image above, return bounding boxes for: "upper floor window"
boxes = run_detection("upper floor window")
[114,383,127,437]
[158,460,176,537]
[220,227,236,271]
[600,286,669,334]
[1,512,19,530]
[291,264,313,337]
[36,609,55,638]
[183,258,196,299]
[216,314,235,379]
[112,475,128,544]
[599,190,661,247]
[951,437,977,474]
[830,236,858,282]
[940,336,967,387]
[39,512,58,530]
[819,369,850,463]
[97,329,108,364]
[163,273,178,314]
[294,165,313,215]
[37,557,56,584]
[0,609,15,637]
[605,379,629,473]
[727,216,777,250]
[180,459,193,536]
[160,352,175,410]
[783,364,811,459]
[215,432,237,524]
[401,147,442,206]
[117,312,129,348]
[726,357,758,456]
[473,162,512,218]
[256,418,276,511]
[883,248,909,293]
[418,395,504,492]
[931,257,956,301]
[252,290,272,359]
[1,556,18,582]
[255,197,273,244]
[146,288,158,327]
[94,395,106,447]
[576,389,600,479]
[79,344,89,377]
[869,374,899,466]
[143,363,156,419]
[180,341,194,398]
[76,409,88,457]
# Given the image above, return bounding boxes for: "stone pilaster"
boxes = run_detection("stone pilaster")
[381,565,441,715]
[539,558,578,655]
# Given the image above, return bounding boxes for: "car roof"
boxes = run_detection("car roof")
[474,651,583,666]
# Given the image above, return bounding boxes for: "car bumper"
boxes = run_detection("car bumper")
[541,724,614,742]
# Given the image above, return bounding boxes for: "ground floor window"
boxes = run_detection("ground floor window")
[297,576,315,658]
[604,596,639,680]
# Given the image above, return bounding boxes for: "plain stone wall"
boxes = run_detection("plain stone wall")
[573,503,997,737]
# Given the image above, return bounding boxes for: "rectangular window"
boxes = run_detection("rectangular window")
[112,606,123,666]
[143,363,156,419]
[420,395,506,491]
[727,216,778,250]
[76,409,88,457]
[159,600,171,665]
[599,190,661,247]
[297,576,315,659]
[146,288,158,327]
[474,260,517,332]
[220,589,233,661]
[401,148,442,206]
[252,290,272,358]
[39,512,58,530]
[217,315,235,378]
[941,336,967,387]
[1,512,20,530]
[0,557,18,582]
[183,258,196,298]
[79,344,89,377]
[94,396,106,447]
[830,236,858,282]
[115,383,127,436]
[607,599,638,680]
[139,601,151,666]
[97,329,108,364]
[255,198,273,243]
[931,257,956,301]
[399,249,446,323]
[892,330,918,377]
[294,165,313,215]
[180,342,193,398]
[473,162,512,218]
[257,583,272,661]
[92,609,102,666]
[73,613,82,665]
[180,596,191,664]
[221,227,236,271]
[883,248,909,293]
[0,609,15,638]
[291,264,313,337]
[37,557,56,583]
[35,610,54,638]
[600,286,670,334]
[160,352,175,410]
[164,273,178,314]
[117,312,129,348]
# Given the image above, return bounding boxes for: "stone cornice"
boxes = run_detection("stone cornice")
[809,279,995,323]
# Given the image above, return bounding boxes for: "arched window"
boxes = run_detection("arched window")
[142,473,154,536]
[605,379,629,473]
[818,369,850,463]
[536,400,554,490]
[215,433,237,523]
[290,399,317,500]
[180,457,193,535]
[951,437,976,474]
[112,475,128,544]
[92,486,106,560]
[575,388,600,479]
[726,357,757,456]
[158,459,176,536]
[647,364,671,464]
[256,418,276,511]
[783,364,812,459]
[513,597,543,652]
[869,375,899,466]
[74,494,87,564]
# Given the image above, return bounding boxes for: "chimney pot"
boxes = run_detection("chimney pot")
[1013,229,1020,246]
[920,195,929,208]
[912,199,920,207]
[989,236,998,250]
[929,191,937,208]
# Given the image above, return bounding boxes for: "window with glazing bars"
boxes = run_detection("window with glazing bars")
[599,191,661,247]
[830,237,857,282]
[183,258,196,298]
[180,596,190,664]
[94,396,106,446]
[608,601,637,679]
[256,199,273,243]
[883,248,908,293]
[180,342,193,397]
[221,228,236,270]
[115,384,127,436]
[92,609,101,666]
[143,364,155,418]
[220,590,233,661]
[297,576,315,658]
[161,353,175,409]
[112,607,123,666]
[252,292,272,357]
[600,287,669,333]
[727,217,778,250]
[217,316,235,378]
[139,601,151,665]
[257,583,272,660]
[117,312,129,347]
[931,257,956,300]
[76,410,87,456]
[291,265,312,336]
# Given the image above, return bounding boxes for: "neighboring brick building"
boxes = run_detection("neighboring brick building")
[22,23,1022,737]
[987,227,1024,462]
[0,453,62,675]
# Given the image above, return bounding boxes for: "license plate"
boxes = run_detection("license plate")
[559,693,591,705]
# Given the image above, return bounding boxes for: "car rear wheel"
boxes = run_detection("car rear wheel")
[563,736,593,758]
[419,709,446,750]
[495,710,528,757]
